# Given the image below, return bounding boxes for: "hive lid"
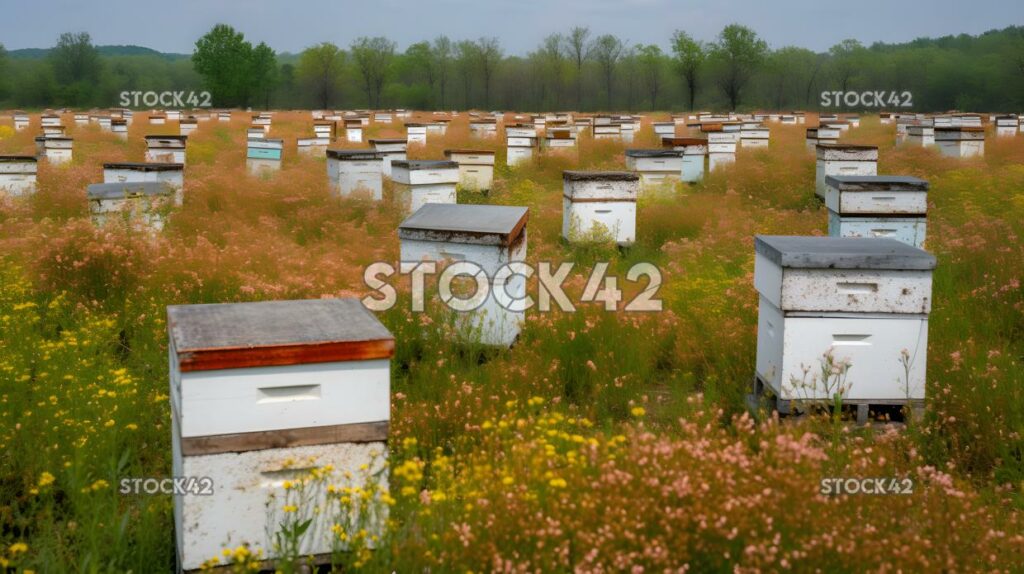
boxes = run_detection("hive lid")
[326,149,381,160]
[661,137,708,147]
[0,155,38,162]
[824,175,928,192]
[444,149,495,156]
[625,149,684,158]
[144,134,188,140]
[392,159,458,170]
[563,170,639,182]
[399,204,528,246]
[755,235,936,270]
[87,181,175,200]
[103,162,184,171]
[167,298,395,372]
[369,138,407,144]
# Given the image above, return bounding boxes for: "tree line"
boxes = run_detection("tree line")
[1,24,1022,112]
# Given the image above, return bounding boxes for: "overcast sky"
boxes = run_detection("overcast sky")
[3,0,1022,55]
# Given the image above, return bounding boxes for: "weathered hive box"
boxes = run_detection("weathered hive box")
[935,126,984,158]
[42,124,67,137]
[167,298,393,571]
[74,113,89,125]
[247,127,265,140]
[506,125,538,138]
[14,112,30,131]
[399,204,529,347]
[469,120,498,138]
[167,110,182,121]
[794,112,806,124]
[217,111,231,122]
[35,136,73,164]
[425,121,447,136]
[779,114,797,125]
[880,112,894,125]
[0,156,38,196]
[754,235,934,406]
[405,123,428,146]
[506,135,537,167]
[544,130,577,152]
[179,118,198,137]
[41,114,62,127]
[345,119,364,143]
[593,124,621,140]
[391,160,459,213]
[111,119,128,139]
[374,112,393,124]
[150,113,167,125]
[145,135,188,164]
[297,137,330,156]
[444,149,496,191]
[87,181,176,230]
[822,120,851,132]
[252,115,272,128]
[814,144,877,198]
[954,114,982,128]
[625,149,685,188]
[819,114,839,122]
[740,126,770,148]
[562,171,638,245]
[994,116,1018,137]
[825,176,928,248]
[368,138,408,177]
[661,137,707,182]
[905,125,935,146]
[326,149,383,199]
[706,130,737,171]
[246,138,284,175]
[845,116,861,128]
[313,121,336,139]
[619,121,636,144]
[103,162,185,206]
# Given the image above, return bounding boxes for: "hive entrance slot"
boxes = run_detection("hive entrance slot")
[837,282,878,294]
[257,384,322,403]
[832,334,872,346]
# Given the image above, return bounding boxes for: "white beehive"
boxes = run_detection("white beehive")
[806,127,839,150]
[13,112,30,131]
[74,113,88,126]
[167,110,182,121]
[217,111,231,122]
[313,121,336,140]
[145,135,188,164]
[0,155,38,196]
[739,125,770,148]
[625,149,685,189]
[374,112,393,124]
[42,124,66,137]
[391,160,459,213]
[469,120,498,138]
[399,204,529,347]
[326,149,383,199]
[405,123,427,146]
[706,130,736,171]
[251,115,271,129]
[246,127,265,140]
[443,149,495,192]
[150,113,167,125]
[905,126,935,147]
[754,235,935,417]
[593,124,621,140]
[506,126,538,167]
[368,138,408,177]
[780,114,796,125]
[35,136,73,165]
[87,181,176,230]
[345,119,363,143]
[935,126,984,158]
[41,114,62,127]
[167,298,394,571]
[661,137,707,182]
[815,144,878,198]
[652,122,676,139]
[562,171,638,245]
[995,116,1018,137]
[619,121,636,144]
[825,175,928,248]
[179,118,198,137]
[111,119,128,140]
[104,162,185,206]
[880,112,894,125]
[246,138,284,175]
[297,137,330,156]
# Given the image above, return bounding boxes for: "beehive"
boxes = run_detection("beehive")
[469,119,498,138]
[391,160,459,213]
[754,235,934,417]
[326,149,383,199]
[399,204,529,347]
[368,138,408,177]
[87,181,176,230]
[35,136,73,165]
[805,127,839,150]
[625,149,685,188]
[653,122,676,138]
[562,171,638,245]
[217,111,231,122]
[167,110,182,121]
[0,155,38,196]
[167,298,393,571]
[150,113,167,125]
[41,124,66,137]
[103,162,185,206]
[13,112,30,131]
[179,118,198,137]
[345,119,363,143]
[246,138,284,175]
[739,125,770,148]
[935,126,984,158]
[994,116,1018,137]
[41,114,62,128]
[404,123,427,146]
[825,176,928,248]
[374,112,393,124]
[313,121,336,140]
[814,144,878,198]
[593,124,621,140]
[706,130,736,171]
[246,127,265,140]
[145,135,188,164]
[74,114,88,125]
[443,149,495,191]
[506,126,537,167]
[661,137,707,182]
[111,119,128,139]
[905,126,934,147]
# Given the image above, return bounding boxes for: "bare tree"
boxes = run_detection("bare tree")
[591,34,624,109]
[455,40,479,108]
[351,36,396,108]
[637,44,663,109]
[565,27,592,109]
[433,36,453,109]
[539,33,565,108]
[476,37,503,109]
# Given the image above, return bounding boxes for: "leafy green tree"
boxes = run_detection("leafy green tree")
[404,42,436,107]
[710,24,768,110]
[829,39,867,93]
[455,40,479,108]
[0,43,7,101]
[192,24,253,107]
[296,43,345,109]
[50,32,101,105]
[671,30,706,111]
[475,37,503,109]
[565,27,592,108]
[351,37,396,108]
[591,35,624,109]
[432,36,453,109]
[249,43,278,109]
[636,44,664,109]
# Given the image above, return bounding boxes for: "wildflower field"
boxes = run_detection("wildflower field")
[0,112,1022,572]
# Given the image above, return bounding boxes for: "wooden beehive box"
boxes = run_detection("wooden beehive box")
[368,138,408,177]
[391,160,459,213]
[825,175,928,248]
[87,181,176,230]
[443,149,496,192]
[399,204,529,347]
[167,298,394,571]
[404,123,427,145]
[103,162,185,205]
[145,135,188,164]
[0,155,38,196]
[753,235,935,412]
[660,137,707,182]
[625,149,685,188]
[326,149,383,199]
[814,144,878,198]
[935,126,985,158]
[562,171,638,245]
[35,136,73,165]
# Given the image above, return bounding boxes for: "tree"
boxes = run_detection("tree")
[764,47,816,110]
[405,42,436,107]
[432,36,453,109]
[829,39,867,95]
[710,24,768,110]
[591,35,624,109]
[565,27,592,108]
[296,43,345,109]
[537,34,565,108]
[475,37,503,109]
[455,40,479,108]
[671,30,706,111]
[0,44,7,101]
[192,24,254,107]
[636,44,663,109]
[50,32,101,105]
[351,37,396,108]
[249,42,278,109]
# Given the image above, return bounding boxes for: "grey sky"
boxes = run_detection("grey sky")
[2,0,1021,55]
